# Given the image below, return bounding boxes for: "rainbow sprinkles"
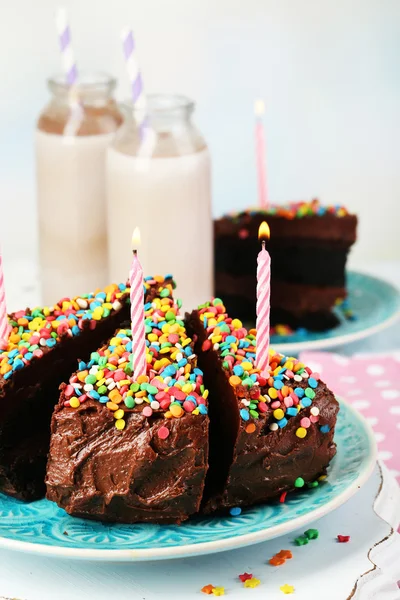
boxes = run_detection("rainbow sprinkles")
[225,198,350,221]
[63,276,209,431]
[0,283,130,379]
[197,299,323,437]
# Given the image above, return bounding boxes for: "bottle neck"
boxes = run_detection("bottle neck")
[38,72,122,136]
[48,72,117,107]
[123,94,195,130]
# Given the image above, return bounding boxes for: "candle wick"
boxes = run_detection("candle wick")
[133,249,138,256]
[262,240,265,250]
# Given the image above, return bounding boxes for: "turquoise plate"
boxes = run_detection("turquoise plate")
[0,399,376,561]
[270,271,400,355]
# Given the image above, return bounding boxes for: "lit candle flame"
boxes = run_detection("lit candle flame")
[254,99,265,117]
[258,221,270,241]
[131,227,141,253]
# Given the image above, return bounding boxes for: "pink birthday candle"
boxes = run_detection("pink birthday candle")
[0,254,10,344]
[254,99,268,210]
[256,221,271,375]
[129,228,147,379]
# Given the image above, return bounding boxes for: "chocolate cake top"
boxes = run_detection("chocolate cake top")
[214,198,357,243]
[0,282,131,382]
[219,198,353,221]
[197,298,332,439]
[62,276,208,432]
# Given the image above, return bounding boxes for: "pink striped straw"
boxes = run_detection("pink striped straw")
[121,28,148,138]
[0,254,10,344]
[254,99,268,210]
[129,228,147,379]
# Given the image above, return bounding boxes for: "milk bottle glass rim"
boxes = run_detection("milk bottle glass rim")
[115,94,205,157]
[48,72,117,103]
[121,94,195,124]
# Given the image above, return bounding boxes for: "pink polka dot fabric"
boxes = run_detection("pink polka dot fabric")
[300,351,400,483]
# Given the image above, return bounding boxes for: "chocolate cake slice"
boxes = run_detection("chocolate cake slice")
[0,282,137,501]
[187,299,339,512]
[214,199,357,331]
[46,277,209,524]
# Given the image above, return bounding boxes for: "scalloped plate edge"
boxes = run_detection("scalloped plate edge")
[272,271,400,354]
[0,398,377,562]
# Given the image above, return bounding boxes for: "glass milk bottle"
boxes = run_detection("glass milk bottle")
[106,94,213,311]
[36,73,123,304]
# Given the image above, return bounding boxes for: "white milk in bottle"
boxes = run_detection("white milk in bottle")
[106,95,213,311]
[36,74,123,304]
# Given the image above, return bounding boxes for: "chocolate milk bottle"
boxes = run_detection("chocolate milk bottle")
[36,74,123,304]
[106,95,213,311]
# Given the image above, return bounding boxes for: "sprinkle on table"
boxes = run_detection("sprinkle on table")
[269,556,285,566]
[304,528,319,540]
[239,573,253,582]
[201,584,215,595]
[294,535,309,546]
[280,583,295,594]
[269,549,293,566]
[277,550,293,559]
[212,587,225,596]
[337,535,350,543]
[244,577,261,588]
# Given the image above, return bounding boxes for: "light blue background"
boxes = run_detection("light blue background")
[0,0,399,268]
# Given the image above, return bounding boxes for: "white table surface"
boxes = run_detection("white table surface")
[0,463,399,600]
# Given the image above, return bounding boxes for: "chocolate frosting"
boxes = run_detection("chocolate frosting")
[205,380,338,512]
[46,306,339,524]
[0,302,130,501]
[0,279,173,501]
[46,398,208,523]
[186,311,339,513]
[45,277,209,524]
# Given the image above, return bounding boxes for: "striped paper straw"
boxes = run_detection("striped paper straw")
[55,8,78,85]
[55,8,83,137]
[121,28,148,138]
[0,254,10,344]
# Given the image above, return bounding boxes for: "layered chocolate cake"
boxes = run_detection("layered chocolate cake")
[0,282,132,501]
[187,299,339,513]
[46,276,209,523]
[46,290,338,524]
[214,199,357,331]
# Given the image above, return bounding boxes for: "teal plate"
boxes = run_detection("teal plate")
[0,399,376,561]
[270,271,400,355]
